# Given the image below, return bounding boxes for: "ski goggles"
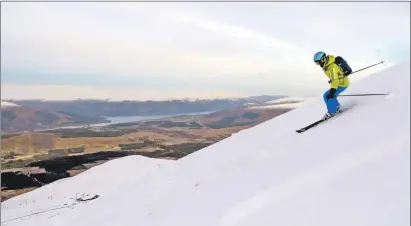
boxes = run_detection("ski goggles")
[315,57,326,65]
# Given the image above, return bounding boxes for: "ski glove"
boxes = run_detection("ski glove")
[326,88,336,100]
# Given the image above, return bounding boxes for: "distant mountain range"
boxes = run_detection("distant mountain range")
[1,95,286,133]
[1,104,109,133]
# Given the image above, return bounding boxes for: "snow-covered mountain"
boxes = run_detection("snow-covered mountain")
[1,61,410,226]
[247,96,314,109]
[265,96,313,104]
[1,101,20,109]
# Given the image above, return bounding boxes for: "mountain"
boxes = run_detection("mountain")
[1,106,70,133]
[1,101,21,108]
[0,105,109,133]
[246,96,313,110]
[264,96,313,104]
[1,61,409,225]
[1,97,288,133]
[246,95,287,103]
[8,97,287,118]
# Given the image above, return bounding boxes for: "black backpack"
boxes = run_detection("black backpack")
[335,56,352,76]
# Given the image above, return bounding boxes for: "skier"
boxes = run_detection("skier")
[313,51,351,119]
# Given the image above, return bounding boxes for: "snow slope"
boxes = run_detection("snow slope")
[2,61,410,226]
[1,156,173,224]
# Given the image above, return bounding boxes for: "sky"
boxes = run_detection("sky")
[1,2,410,101]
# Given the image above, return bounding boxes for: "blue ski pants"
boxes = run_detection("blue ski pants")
[323,86,347,113]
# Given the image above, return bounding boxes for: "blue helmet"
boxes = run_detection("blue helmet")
[313,51,326,63]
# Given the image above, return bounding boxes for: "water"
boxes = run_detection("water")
[92,111,216,127]
[33,111,215,131]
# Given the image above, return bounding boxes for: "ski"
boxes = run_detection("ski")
[296,118,328,133]
[295,104,356,133]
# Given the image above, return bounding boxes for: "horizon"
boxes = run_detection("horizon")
[0,94,292,102]
[1,2,409,101]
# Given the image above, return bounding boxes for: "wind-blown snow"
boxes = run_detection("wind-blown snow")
[1,61,410,226]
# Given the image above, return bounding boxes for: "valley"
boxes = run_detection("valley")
[1,98,304,201]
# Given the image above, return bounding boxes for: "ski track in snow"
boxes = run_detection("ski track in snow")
[1,61,410,226]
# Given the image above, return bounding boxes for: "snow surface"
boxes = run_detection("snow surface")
[1,61,410,226]
[1,156,173,224]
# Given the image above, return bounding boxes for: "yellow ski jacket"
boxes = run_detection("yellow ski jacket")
[322,55,350,89]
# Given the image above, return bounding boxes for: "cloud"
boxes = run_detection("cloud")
[177,14,302,51]
[1,2,409,100]
[0,84,247,101]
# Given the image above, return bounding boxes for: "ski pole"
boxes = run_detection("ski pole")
[340,93,389,97]
[350,61,385,75]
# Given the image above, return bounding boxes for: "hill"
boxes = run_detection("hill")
[1,61,409,225]
[0,105,109,133]
[7,96,285,118]
[1,106,71,133]
[0,96,287,133]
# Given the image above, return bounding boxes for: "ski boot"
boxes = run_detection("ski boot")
[322,107,341,120]
[322,112,333,120]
